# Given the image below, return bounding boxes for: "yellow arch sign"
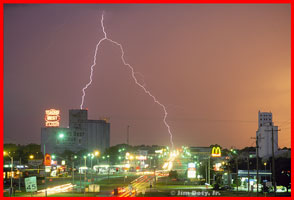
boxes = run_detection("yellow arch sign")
[211,146,221,157]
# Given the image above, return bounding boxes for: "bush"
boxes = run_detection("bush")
[169,170,178,179]
[213,183,220,190]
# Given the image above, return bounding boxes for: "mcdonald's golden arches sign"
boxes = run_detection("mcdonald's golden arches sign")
[211,146,221,157]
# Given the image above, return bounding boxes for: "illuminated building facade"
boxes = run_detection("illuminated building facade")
[41,109,110,155]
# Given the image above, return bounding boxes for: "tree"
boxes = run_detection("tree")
[278,171,291,193]
[275,157,291,192]
[169,170,178,180]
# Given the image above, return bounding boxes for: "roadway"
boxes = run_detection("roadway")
[116,175,154,197]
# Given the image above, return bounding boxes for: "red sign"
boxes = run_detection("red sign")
[44,154,52,166]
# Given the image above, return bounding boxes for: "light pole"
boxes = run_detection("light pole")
[4,152,14,197]
[83,155,87,188]
[94,150,100,166]
[107,155,110,182]
[72,155,77,185]
[264,162,267,181]
[18,157,22,192]
[89,154,94,181]
[230,148,238,191]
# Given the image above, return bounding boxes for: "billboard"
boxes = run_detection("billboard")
[45,109,60,127]
[187,163,196,178]
[213,163,223,171]
[44,154,52,166]
[28,159,43,167]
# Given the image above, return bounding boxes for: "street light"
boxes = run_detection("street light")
[90,155,95,181]
[71,155,77,185]
[94,151,100,166]
[4,151,14,197]
[83,155,88,188]
[29,155,34,159]
[58,133,64,139]
[106,155,110,183]
[264,162,267,180]
[94,151,100,156]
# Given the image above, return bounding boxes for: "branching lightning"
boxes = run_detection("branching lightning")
[80,13,174,149]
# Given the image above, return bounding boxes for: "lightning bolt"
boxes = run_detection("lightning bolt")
[80,13,174,149]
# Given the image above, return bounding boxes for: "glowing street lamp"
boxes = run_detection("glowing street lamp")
[94,151,100,156]
[29,155,34,159]
[129,155,134,160]
[58,133,64,139]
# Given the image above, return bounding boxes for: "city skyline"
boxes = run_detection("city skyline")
[4,4,291,149]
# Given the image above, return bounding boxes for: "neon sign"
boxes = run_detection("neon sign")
[211,146,221,157]
[45,109,60,127]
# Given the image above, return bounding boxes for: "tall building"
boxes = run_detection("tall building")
[256,111,278,158]
[41,109,110,155]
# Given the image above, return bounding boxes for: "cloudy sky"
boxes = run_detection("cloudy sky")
[4,4,291,149]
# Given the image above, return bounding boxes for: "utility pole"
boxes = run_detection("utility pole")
[43,144,47,197]
[265,127,280,196]
[271,127,276,196]
[256,135,259,196]
[10,156,13,197]
[19,157,21,192]
[227,163,230,186]
[127,125,130,145]
[205,161,208,183]
[251,136,262,196]
[236,157,238,192]
[84,157,87,189]
[72,160,74,185]
[247,152,250,193]
[208,157,210,185]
